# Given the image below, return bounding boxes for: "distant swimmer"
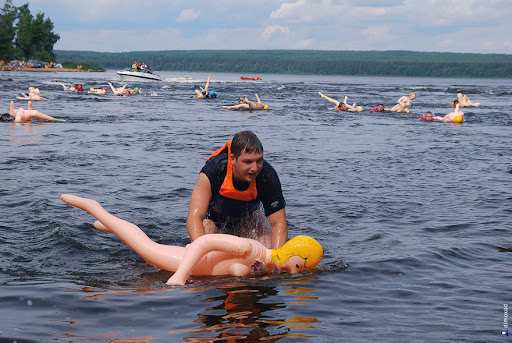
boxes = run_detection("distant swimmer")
[17,87,48,101]
[223,93,268,110]
[318,92,361,112]
[195,74,217,99]
[369,104,389,112]
[8,101,65,122]
[60,83,84,92]
[108,82,129,96]
[433,103,465,123]
[415,111,435,121]
[454,93,480,107]
[390,92,416,113]
[128,87,142,95]
[88,87,108,95]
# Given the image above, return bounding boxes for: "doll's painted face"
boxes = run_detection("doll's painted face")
[278,255,308,273]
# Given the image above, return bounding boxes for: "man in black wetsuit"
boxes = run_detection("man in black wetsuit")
[186,131,287,248]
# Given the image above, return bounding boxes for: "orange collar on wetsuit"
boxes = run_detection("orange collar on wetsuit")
[207,141,258,201]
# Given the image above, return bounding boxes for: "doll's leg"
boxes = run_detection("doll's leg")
[462,94,474,106]
[10,101,15,117]
[61,194,184,271]
[204,74,211,93]
[195,89,204,98]
[223,104,249,110]
[456,93,466,106]
[29,110,65,122]
[108,82,117,94]
[318,92,340,106]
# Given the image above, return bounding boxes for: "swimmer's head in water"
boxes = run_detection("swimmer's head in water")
[134,87,139,91]
[424,111,434,121]
[356,106,363,112]
[271,235,323,271]
[264,105,269,110]
[1,113,14,121]
[453,115,463,123]
[409,92,416,99]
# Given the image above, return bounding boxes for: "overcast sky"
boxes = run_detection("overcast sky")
[12,0,512,54]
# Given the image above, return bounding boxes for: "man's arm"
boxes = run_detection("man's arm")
[186,173,212,241]
[268,208,287,249]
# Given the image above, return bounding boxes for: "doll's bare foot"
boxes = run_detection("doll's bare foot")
[61,194,103,213]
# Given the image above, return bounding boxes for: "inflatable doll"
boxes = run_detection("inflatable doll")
[390,92,416,113]
[16,87,48,100]
[4,101,65,122]
[318,92,361,112]
[433,103,465,123]
[61,194,323,286]
[454,93,480,107]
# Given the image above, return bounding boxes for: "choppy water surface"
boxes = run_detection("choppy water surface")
[1,70,511,342]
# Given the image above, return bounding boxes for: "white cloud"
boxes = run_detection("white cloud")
[403,0,511,27]
[176,9,200,23]
[261,25,290,40]
[270,0,333,24]
[18,0,512,53]
[361,25,395,45]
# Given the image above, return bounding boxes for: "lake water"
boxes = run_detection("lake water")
[1,70,511,342]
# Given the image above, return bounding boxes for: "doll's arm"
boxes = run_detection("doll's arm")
[166,234,253,285]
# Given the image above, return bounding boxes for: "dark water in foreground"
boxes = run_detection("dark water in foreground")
[1,70,511,342]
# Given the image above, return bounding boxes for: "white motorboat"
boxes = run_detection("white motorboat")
[117,68,162,81]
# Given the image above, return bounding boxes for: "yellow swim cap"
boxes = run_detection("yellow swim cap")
[356,106,363,112]
[264,105,269,110]
[453,115,463,123]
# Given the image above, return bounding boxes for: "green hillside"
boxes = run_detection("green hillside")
[54,50,512,78]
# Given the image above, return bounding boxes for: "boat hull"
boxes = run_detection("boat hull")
[117,70,162,81]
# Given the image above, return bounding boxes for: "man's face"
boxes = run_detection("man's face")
[377,105,384,111]
[231,150,264,183]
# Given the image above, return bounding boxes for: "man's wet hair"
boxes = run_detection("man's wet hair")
[1,113,13,121]
[231,131,263,158]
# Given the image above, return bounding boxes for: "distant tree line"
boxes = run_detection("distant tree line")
[0,0,59,62]
[54,49,512,78]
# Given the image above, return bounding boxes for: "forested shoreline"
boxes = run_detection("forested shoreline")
[54,50,512,78]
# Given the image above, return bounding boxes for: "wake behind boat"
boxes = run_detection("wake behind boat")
[117,67,161,81]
